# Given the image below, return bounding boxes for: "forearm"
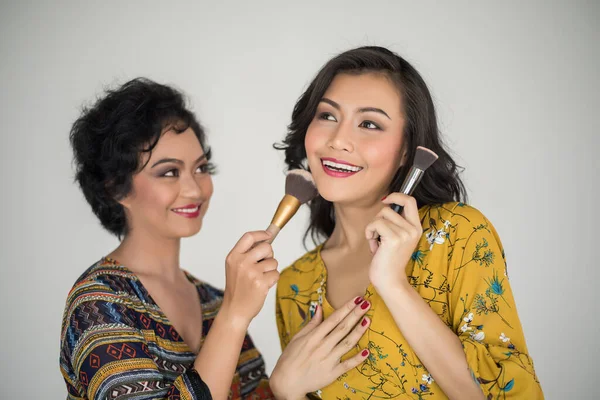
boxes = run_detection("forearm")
[270,386,311,400]
[378,281,484,400]
[194,302,249,400]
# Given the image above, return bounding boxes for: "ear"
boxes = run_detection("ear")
[398,149,408,168]
[110,183,133,210]
[116,195,132,210]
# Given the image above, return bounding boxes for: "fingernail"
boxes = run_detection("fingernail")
[361,349,369,357]
[360,301,370,310]
[381,195,387,201]
[361,317,368,327]
[354,297,363,304]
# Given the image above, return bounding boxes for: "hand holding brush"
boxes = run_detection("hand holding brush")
[367,146,438,288]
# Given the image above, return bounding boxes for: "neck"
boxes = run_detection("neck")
[109,227,182,282]
[326,198,383,254]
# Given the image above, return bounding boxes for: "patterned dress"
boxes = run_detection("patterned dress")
[276,203,544,399]
[60,258,274,399]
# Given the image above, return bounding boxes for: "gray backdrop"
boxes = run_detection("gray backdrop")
[1,1,598,398]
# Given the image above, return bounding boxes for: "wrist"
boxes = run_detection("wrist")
[269,371,303,400]
[269,383,295,400]
[271,389,304,400]
[375,275,413,299]
[218,298,251,333]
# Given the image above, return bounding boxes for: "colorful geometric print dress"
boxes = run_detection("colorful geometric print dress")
[60,259,274,399]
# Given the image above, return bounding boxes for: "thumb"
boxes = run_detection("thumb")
[368,238,379,255]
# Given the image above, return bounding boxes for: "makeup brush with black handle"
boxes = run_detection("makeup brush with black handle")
[390,146,438,214]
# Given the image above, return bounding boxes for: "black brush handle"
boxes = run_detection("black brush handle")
[389,166,424,215]
[376,167,423,242]
[390,203,404,214]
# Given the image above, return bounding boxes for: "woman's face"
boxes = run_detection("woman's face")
[305,72,405,206]
[121,127,213,239]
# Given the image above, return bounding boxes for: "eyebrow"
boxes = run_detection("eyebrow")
[151,154,207,168]
[320,98,391,120]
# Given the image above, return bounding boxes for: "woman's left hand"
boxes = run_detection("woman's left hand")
[365,193,422,292]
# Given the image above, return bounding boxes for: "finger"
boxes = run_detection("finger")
[330,316,370,361]
[378,207,416,232]
[292,303,323,341]
[247,241,274,262]
[310,296,363,342]
[233,231,272,253]
[365,218,397,242]
[368,218,420,251]
[332,348,370,378]
[379,207,422,241]
[381,209,423,245]
[258,257,278,272]
[320,299,371,351]
[382,193,421,227]
[368,237,379,255]
[263,269,280,288]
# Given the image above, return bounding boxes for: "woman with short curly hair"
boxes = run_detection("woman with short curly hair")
[60,78,372,400]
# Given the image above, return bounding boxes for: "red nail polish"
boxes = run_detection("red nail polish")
[361,318,368,327]
[354,297,363,304]
[361,349,369,357]
[381,195,387,201]
[361,301,370,310]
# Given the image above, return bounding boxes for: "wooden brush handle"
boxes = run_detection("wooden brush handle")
[248,224,280,257]
[265,223,281,244]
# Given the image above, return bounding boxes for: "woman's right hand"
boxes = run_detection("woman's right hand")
[269,297,372,400]
[221,231,279,327]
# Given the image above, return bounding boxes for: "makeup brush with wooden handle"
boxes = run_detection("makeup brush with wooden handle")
[265,169,318,243]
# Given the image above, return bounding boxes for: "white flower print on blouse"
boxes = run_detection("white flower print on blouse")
[426,220,451,250]
[471,331,485,342]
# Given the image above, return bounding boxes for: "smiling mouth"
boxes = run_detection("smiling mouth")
[171,205,200,213]
[171,204,202,218]
[321,158,363,176]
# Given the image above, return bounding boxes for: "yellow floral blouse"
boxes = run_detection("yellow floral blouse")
[276,202,543,399]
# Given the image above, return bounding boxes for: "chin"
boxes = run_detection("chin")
[316,185,360,204]
[172,222,203,239]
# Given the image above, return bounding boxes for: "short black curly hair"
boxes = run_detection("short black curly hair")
[70,77,213,238]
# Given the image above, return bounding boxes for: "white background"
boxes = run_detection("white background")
[1,1,598,398]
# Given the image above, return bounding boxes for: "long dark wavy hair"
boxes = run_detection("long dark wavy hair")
[275,46,467,245]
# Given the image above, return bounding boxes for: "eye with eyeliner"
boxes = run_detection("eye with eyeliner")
[196,162,215,174]
[158,167,179,178]
[155,161,215,178]
[315,104,384,131]
[359,120,382,130]
[318,111,337,122]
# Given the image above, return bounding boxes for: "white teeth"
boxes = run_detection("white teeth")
[173,206,199,213]
[322,160,362,172]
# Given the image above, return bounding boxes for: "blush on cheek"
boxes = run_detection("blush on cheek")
[135,178,178,214]
[304,124,324,157]
[365,141,403,171]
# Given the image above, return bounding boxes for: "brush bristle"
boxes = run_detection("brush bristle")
[414,146,438,171]
[285,169,318,204]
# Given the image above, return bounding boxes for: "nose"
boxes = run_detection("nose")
[326,121,354,153]
[180,172,203,199]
